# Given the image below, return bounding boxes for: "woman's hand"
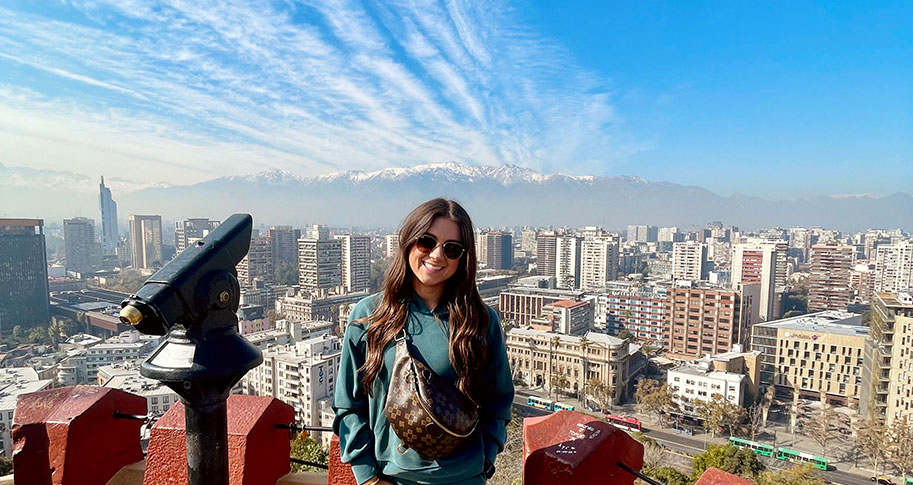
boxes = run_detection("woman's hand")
[376,481,394,485]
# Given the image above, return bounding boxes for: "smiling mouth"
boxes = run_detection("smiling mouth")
[423,261,444,271]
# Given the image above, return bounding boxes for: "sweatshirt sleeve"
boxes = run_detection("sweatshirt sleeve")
[480,306,515,464]
[333,298,379,484]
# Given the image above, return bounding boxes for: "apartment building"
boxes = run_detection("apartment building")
[751,311,867,407]
[665,283,753,357]
[807,244,854,312]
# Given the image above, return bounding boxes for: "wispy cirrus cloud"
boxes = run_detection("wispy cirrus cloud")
[0,1,634,187]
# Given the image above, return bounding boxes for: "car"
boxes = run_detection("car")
[871,476,896,485]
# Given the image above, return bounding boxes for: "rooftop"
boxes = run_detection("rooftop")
[753,310,867,337]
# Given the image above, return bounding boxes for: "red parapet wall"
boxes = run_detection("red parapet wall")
[523,410,645,485]
[144,395,295,485]
[12,385,147,485]
[328,434,358,485]
[694,467,756,485]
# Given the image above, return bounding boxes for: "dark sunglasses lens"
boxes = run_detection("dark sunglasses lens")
[415,235,437,252]
[443,242,464,259]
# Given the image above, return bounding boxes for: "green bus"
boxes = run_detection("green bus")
[728,436,775,457]
[774,447,828,470]
[906,477,912,485]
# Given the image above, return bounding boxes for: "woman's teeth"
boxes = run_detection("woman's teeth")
[424,261,443,271]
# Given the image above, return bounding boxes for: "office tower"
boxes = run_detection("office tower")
[268,226,302,269]
[0,219,50,330]
[481,232,513,270]
[807,244,854,312]
[63,217,99,274]
[626,225,658,243]
[128,215,163,269]
[579,238,618,290]
[555,235,582,289]
[731,240,787,321]
[874,241,913,293]
[498,286,586,327]
[384,234,400,259]
[751,311,867,408]
[99,177,118,256]
[298,238,342,294]
[672,241,708,281]
[175,218,220,253]
[665,283,751,357]
[306,224,329,241]
[536,232,557,277]
[237,235,273,287]
[334,234,371,293]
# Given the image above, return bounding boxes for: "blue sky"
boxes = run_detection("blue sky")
[0,0,910,199]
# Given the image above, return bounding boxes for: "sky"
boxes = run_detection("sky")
[0,0,910,200]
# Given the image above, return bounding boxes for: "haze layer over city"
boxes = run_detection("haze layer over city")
[0,2,911,485]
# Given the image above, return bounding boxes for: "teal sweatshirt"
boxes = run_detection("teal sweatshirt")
[333,293,515,485]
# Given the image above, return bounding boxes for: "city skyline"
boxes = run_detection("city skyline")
[0,1,910,204]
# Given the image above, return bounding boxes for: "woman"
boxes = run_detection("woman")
[333,198,514,485]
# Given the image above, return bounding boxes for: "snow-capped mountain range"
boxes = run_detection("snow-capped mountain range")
[2,162,910,231]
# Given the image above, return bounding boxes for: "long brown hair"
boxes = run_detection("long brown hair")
[360,198,490,400]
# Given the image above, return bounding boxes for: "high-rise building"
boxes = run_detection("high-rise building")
[298,238,342,294]
[665,283,752,357]
[874,241,913,293]
[861,291,913,421]
[334,234,371,293]
[306,224,329,241]
[384,234,400,259]
[807,244,854,312]
[731,240,787,321]
[579,238,618,290]
[63,217,99,274]
[237,235,273,287]
[480,232,513,270]
[751,311,867,407]
[672,241,708,282]
[268,226,302,270]
[99,177,118,256]
[175,218,220,253]
[626,225,658,242]
[536,232,557,278]
[555,235,582,290]
[498,286,586,327]
[597,285,668,342]
[128,215,163,269]
[520,228,538,253]
[0,219,50,330]
[658,227,682,243]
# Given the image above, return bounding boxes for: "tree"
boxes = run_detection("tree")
[28,326,48,345]
[642,466,693,485]
[552,375,569,398]
[761,385,776,427]
[48,320,63,349]
[587,377,613,412]
[692,444,764,481]
[635,379,678,425]
[490,412,523,485]
[887,415,913,480]
[578,336,589,407]
[274,261,298,285]
[549,336,560,400]
[746,404,764,441]
[855,415,888,474]
[806,401,835,460]
[289,434,328,473]
[11,325,22,341]
[696,394,746,438]
[0,456,11,476]
[617,329,635,343]
[756,464,825,485]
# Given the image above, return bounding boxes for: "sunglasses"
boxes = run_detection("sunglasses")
[413,234,465,260]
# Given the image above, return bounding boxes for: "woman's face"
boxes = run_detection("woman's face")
[408,217,463,294]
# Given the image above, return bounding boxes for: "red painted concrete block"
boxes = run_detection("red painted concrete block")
[328,434,358,485]
[12,385,146,485]
[144,394,295,485]
[694,467,755,485]
[523,410,644,485]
